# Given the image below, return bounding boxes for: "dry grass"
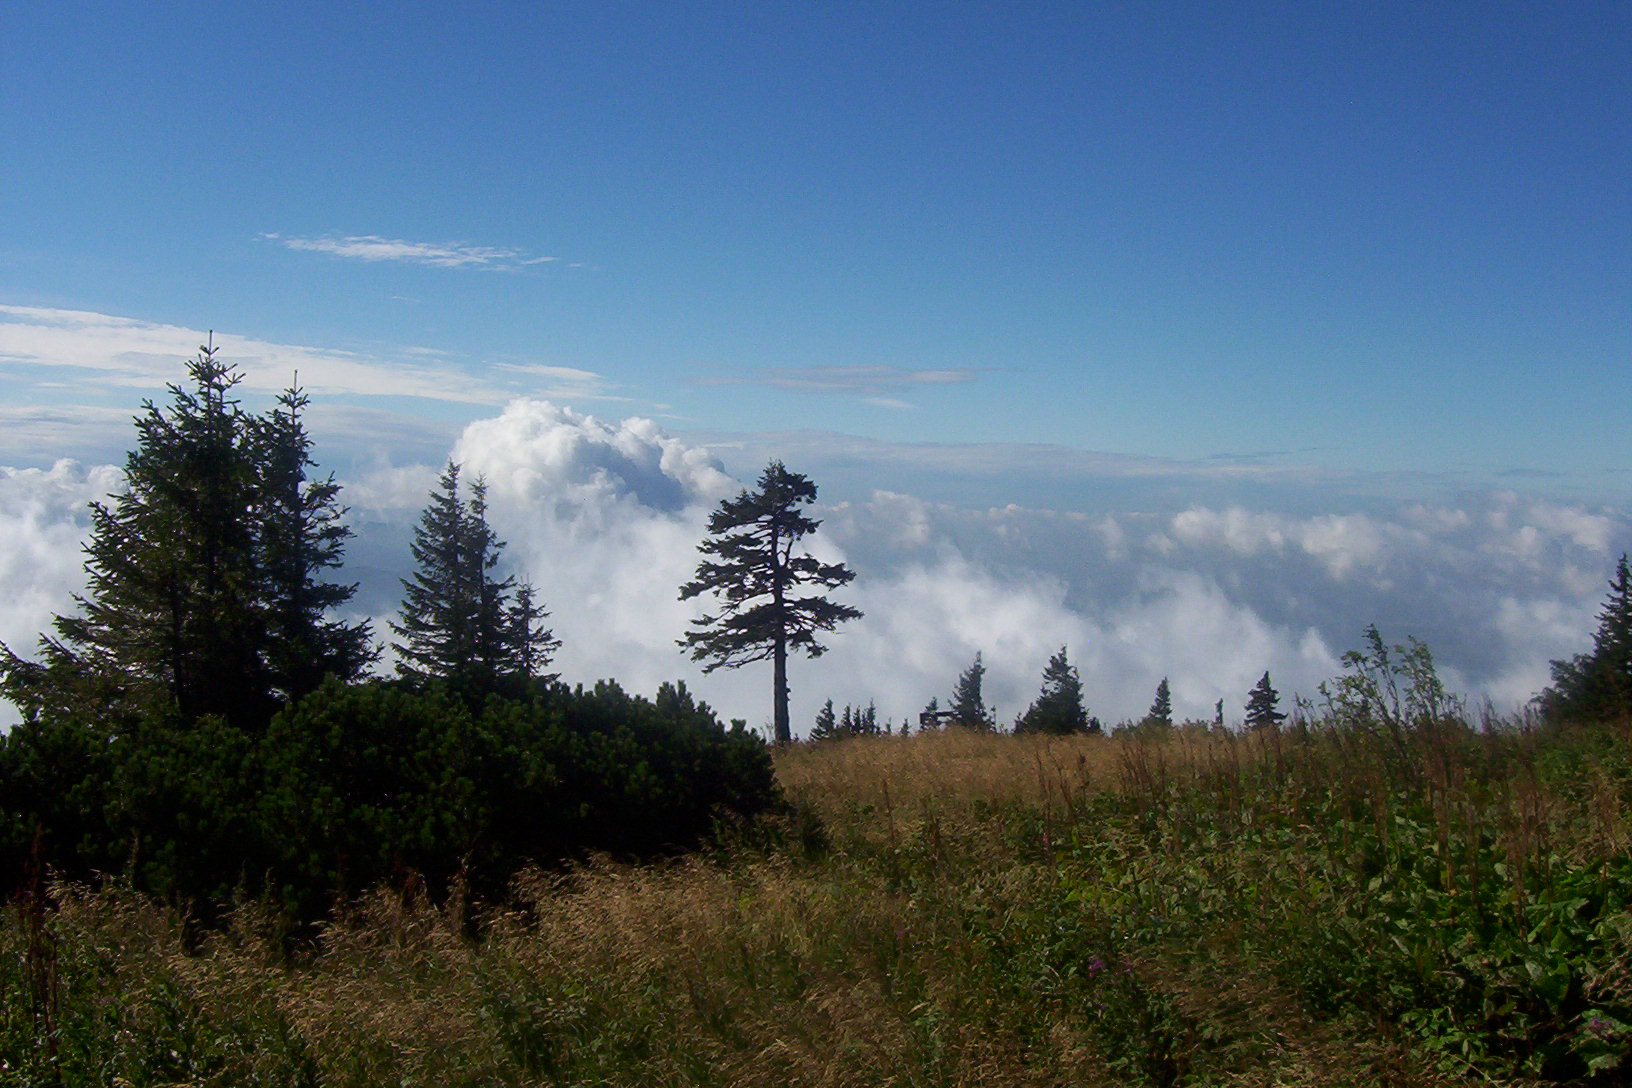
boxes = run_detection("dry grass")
[8,722,1625,1087]
[775,726,1121,821]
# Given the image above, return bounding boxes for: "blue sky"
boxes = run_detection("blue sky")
[6,1,1628,481]
[2,3,1629,728]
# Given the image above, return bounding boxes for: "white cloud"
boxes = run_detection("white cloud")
[0,306,628,471]
[454,400,735,517]
[262,233,557,270]
[490,363,625,403]
[0,461,121,665]
[0,304,509,404]
[3,402,1627,734]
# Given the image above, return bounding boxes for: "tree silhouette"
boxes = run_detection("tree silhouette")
[256,384,376,703]
[392,462,557,694]
[1540,553,1632,721]
[1147,677,1173,728]
[1244,671,1287,731]
[679,461,860,745]
[1015,646,1093,735]
[1,342,369,729]
[949,652,996,730]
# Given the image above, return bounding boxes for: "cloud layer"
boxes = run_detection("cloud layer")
[262,233,556,271]
[3,401,1625,735]
[0,306,618,468]
[693,365,979,398]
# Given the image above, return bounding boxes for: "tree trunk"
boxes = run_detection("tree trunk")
[773,633,789,745]
[771,524,790,745]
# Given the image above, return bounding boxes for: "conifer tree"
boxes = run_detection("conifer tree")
[1599,554,1632,680]
[856,700,879,736]
[2,342,370,729]
[679,461,861,745]
[949,652,996,730]
[810,698,840,741]
[392,463,556,693]
[1244,671,1287,731]
[1540,553,1632,720]
[255,384,376,703]
[1014,646,1093,735]
[504,584,560,683]
[1146,677,1173,728]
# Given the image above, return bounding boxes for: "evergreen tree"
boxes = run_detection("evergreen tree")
[810,698,840,741]
[1540,553,1632,720]
[392,463,556,693]
[1244,671,1287,731]
[504,584,560,683]
[679,461,861,745]
[1146,677,1173,728]
[919,695,942,732]
[1014,646,1093,735]
[1598,554,1632,684]
[949,652,996,730]
[856,700,879,736]
[255,384,376,703]
[1,343,369,730]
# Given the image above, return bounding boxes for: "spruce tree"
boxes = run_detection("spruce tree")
[1146,677,1173,728]
[3,343,377,730]
[810,698,840,741]
[1244,671,1287,731]
[1590,554,1632,700]
[59,344,268,724]
[1014,646,1092,735]
[255,384,376,703]
[1540,553,1632,720]
[856,700,879,736]
[504,584,560,683]
[949,652,995,730]
[392,463,556,693]
[679,461,861,745]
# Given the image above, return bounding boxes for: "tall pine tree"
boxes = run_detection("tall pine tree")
[679,461,860,745]
[255,384,376,703]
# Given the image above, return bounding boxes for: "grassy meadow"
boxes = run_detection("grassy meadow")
[4,718,1631,1087]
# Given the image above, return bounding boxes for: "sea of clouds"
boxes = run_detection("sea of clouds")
[3,399,1625,736]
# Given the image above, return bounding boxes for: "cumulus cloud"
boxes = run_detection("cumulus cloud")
[0,461,121,663]
[2,402,1626,735]
[262,233,556,271]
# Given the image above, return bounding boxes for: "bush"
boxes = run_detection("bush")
[0,677,782,924]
